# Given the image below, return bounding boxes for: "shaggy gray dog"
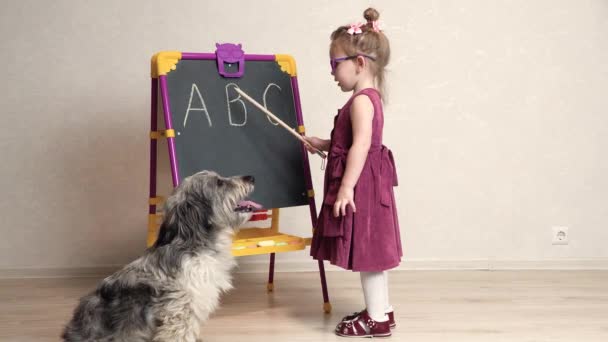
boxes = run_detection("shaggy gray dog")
[62,170,260,342]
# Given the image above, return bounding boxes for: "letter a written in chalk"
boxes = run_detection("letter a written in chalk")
[183,84,212,128]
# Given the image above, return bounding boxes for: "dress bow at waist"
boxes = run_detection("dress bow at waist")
[325,145,398,206]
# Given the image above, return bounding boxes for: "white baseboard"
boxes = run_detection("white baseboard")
[235,258,608,273]
[0,266,122,279]
[1,259,606,279]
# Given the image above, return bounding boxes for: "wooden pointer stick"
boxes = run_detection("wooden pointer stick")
[234,87,327,159]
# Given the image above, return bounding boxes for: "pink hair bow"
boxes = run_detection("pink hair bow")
[347,22,364,35]
[371,20,383,32]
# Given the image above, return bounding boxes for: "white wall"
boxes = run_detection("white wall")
[1,0,607,276]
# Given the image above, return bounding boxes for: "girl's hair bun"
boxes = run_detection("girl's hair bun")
[363,8,380,22]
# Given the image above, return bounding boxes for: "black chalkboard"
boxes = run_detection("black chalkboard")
[164,55,308,209]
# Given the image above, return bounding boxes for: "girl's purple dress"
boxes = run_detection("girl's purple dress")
[310,88,402,271]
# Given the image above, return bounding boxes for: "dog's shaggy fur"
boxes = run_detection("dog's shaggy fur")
[62,170,256,342]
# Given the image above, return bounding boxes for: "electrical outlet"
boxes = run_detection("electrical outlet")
[552,227,569,245]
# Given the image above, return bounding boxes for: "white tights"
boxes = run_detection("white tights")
[359,271,393,322]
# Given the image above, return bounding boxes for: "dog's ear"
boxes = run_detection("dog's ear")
[152,191,215,248]
[153,208,178,248]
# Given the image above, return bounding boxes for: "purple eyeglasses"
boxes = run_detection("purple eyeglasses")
[330,54,376,73]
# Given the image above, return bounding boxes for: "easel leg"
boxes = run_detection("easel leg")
[318,260,332,313]
[267,252,275,292]
[290,76,332,313]
[147,78,159,247]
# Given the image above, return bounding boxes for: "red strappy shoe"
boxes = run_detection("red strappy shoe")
[340,309,396,329]
[335,310,392,338]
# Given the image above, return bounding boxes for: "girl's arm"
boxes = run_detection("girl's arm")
[319,138,331,151]
[334,95,374,216]
[303,136,331,152]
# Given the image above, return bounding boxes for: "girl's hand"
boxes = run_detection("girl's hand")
[303,136,326,154]
[333,185,356,217]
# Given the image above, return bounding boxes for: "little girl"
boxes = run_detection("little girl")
[304,8,402,338]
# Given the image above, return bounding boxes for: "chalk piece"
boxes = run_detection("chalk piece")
[276,242,288,246]
[232,246,246,250]
[247,244,258,249]
[257,240,276,247]
[287,240,301,245]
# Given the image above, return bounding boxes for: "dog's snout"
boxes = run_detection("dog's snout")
[242,175,255,184]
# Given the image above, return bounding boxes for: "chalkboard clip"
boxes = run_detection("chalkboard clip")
[215,43,245,78]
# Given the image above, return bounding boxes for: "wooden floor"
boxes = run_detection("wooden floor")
[1,270,607,341]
